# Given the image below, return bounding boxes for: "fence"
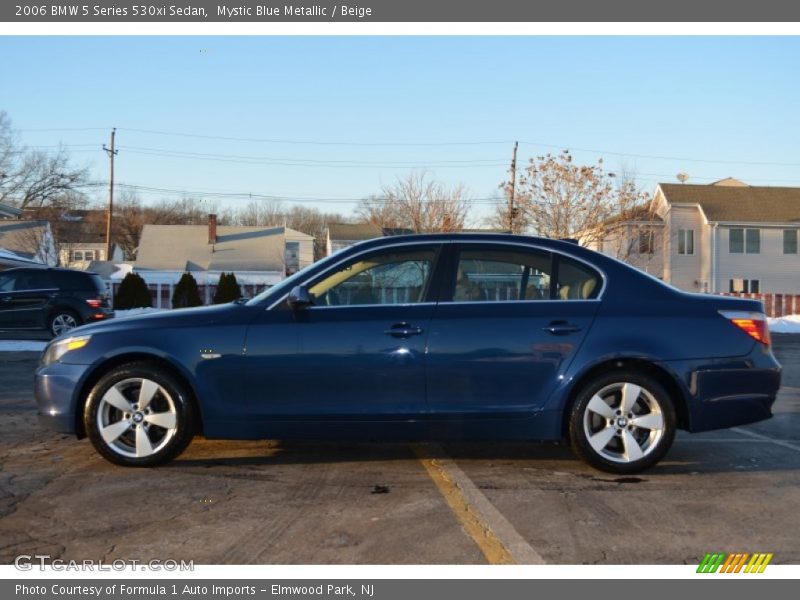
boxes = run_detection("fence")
[110,281,271,309]
[718,293,800,318]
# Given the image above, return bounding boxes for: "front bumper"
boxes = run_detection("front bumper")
[34,361,92,435]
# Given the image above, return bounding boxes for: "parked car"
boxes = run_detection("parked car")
[34,234,781,472]
[0,267,113,336]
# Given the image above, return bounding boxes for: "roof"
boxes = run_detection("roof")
[327,222,383,242]
[0,202,22,219]
[659,182,800,223]
[86,260,125,279]
[0,220,50,260]
[135,225,313,272]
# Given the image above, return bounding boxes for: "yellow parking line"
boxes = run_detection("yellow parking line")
[413,444,517,565]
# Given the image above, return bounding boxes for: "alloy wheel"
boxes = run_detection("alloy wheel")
[96,377,178,458]
[51,313,78,336]
[582,381,666,464]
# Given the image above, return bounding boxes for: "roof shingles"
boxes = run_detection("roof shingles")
[659,183,800,223]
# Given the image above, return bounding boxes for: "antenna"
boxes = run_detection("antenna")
[676,172,689,184]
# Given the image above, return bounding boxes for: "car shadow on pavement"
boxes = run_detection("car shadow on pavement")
[163,437,800,476]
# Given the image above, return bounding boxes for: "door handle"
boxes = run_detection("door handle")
[384,323,423,338]
[542,321,582,335]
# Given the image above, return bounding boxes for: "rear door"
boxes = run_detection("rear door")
[425,243,601,418]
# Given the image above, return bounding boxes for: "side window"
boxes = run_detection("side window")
[0,273,16,292]
[452,248,552,302]
[14,269,50,291]
[556,257,601,300]
[308,247,438,306]
[13,270,50,291]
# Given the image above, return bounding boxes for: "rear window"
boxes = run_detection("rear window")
[555,256,601,300]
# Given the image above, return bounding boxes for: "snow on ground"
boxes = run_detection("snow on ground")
[768,314,800,334]
[0,341,48,352]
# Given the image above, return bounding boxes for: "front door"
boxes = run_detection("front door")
[0,270,53,328]
[425,244,600,423]
[285,244,443,420]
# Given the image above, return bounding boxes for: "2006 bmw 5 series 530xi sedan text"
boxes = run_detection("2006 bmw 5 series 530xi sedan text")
[34,233,781,473]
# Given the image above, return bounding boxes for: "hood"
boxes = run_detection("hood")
[70,303,245,337]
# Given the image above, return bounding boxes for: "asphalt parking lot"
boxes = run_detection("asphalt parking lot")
[0,336,798,565]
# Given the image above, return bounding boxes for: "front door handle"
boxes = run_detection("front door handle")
[384,323,423,338]
[543,321,582,335]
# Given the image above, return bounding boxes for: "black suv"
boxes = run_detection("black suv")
[0,268,114,336]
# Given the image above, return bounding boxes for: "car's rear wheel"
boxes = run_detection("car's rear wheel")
[568,371,676,474]
[84,362,195,467]
[48,309,81,337]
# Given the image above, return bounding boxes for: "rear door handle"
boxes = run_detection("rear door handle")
[543,321,582,335]
[384,323,423,338]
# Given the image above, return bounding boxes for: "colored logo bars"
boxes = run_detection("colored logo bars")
[697,552,773,573]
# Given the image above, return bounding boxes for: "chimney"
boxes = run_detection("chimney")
[208,213,217,245]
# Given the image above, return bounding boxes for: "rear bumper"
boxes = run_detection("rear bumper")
[34,361,91,435]
[665,345,781,433]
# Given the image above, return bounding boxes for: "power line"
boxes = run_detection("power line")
[14,124,800,168]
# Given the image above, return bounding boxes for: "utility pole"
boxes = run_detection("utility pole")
[508,141,518,233]
[103,128,118,260]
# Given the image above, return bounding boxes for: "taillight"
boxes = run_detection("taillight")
[86,298,102,309]
[719,310,771,346]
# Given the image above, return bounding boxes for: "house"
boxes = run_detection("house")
[0,220,57,267]
[132,214,314,304]
[590,178,800,294]
[54,209,124,268]
[326,223,384,255]
[19,208,123,269]
[0,247,46,270]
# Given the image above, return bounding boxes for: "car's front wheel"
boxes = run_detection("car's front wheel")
[568,371,676,474]
[84,362,195,467]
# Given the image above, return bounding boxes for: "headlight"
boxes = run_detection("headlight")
[41,335,92,366]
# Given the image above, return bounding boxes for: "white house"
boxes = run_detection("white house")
[590,178,800,294]
[132,214,314,304]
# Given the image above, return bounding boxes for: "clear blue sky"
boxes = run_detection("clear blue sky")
[2,36,799,222]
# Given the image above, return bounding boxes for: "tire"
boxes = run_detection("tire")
[83,362,196,467]
[48,309,81,337]
[568,370,676,474]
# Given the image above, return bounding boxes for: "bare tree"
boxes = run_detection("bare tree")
[497,151,651,248]
[357,172,471,233]
[0,111,89,209]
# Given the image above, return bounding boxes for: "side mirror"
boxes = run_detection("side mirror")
[287,285,313,309]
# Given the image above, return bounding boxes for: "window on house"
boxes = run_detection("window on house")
[678,229,694,255]
[729,228,760,254]
[83,250,95,261]
[784,230,798,254]
[71,250,83,261]
[729,279,760,293]
[637,230,654,255]
[729,229,743,253]
[746,229,761,254]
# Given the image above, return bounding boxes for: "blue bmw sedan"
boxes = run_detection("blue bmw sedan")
[34,234,781,473]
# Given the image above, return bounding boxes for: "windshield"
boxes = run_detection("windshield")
[245,250,344,306]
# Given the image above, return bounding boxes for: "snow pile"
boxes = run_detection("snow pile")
[768,314,800,334]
